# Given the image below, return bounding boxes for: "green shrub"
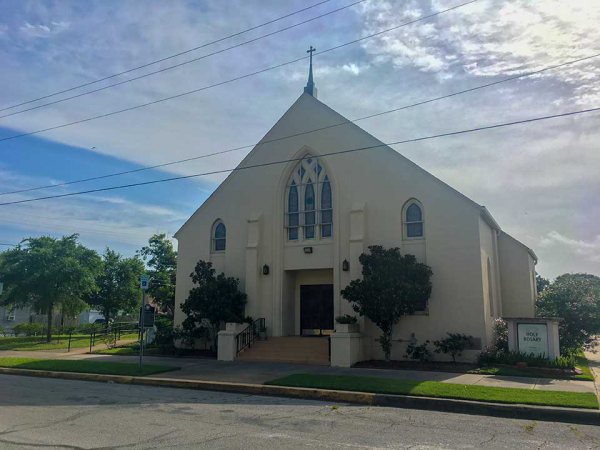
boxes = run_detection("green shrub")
[335,314,358,324]
[12,323,46,337]
[405,339,431,362]
[76,323,102,335]
[154,316,175,353]
[434,333,473,363]
[478,349,576,369]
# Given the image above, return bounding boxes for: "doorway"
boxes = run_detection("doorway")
[300,284,334,336]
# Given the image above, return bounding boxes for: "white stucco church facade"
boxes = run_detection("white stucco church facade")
[173,58,538,363]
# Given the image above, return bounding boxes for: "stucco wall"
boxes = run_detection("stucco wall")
[498,232,536,318]
[174,93,529,362]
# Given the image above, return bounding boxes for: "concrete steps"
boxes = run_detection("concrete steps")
[237,336,330,365]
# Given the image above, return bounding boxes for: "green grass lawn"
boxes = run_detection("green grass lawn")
[0,333,138,351]
[474,352,595,382]
[0,357,178,376]
[266,374,599,410]
[574,351,594,381]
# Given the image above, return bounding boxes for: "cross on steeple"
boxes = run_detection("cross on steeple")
[304,45,317,98]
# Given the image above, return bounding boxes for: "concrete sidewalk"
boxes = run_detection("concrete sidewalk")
[0,349,595,394]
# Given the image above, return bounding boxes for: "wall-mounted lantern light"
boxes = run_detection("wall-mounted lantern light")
[303,247,313,254]
[342,259,350,272]
[262,264,270,275]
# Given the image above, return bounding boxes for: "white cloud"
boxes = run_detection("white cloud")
[357,0,600,105]
[0,169,185,251]
[19,20,69,38]
[539,231,600,263]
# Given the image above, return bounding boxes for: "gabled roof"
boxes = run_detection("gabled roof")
[175,92,534,262]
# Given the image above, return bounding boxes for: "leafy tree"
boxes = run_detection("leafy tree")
[86,248,145,323]
[536,273,600,354]
[180,260,246,351]
[536,273,550,295]
[0,235,101,342]
[341,246,433,361]
[138,234,177,316]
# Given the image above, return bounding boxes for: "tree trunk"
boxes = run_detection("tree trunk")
[46,302,53,343]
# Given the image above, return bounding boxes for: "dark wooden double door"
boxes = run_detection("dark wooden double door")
[300,284,334,336]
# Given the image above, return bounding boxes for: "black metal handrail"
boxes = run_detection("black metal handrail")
[235,317,265,355]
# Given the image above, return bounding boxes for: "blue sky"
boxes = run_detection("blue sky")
[0,0,599,278]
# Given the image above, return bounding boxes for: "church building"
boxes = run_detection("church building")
[173,51,538,364]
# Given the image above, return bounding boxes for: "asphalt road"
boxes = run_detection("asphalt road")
[0,374,598,449]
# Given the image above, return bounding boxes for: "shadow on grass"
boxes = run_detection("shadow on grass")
[0,356,179,377]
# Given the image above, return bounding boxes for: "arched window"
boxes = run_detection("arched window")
[212,220,226,252]
[304,179,315,239]
[288,182,299,240]
[321,176,332,238]
[403,200,424,238]
[285,155,332,241]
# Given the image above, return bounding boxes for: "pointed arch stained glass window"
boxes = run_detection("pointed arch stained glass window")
[285,156,332,241]
[321,176,332,238]
[288,182,299,240]
[304,179,315,239]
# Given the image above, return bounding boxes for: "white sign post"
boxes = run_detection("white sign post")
[517,323,549,357]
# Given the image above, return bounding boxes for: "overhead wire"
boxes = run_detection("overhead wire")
[1,51,598,196]
[0,0,480,143]
[1,104,598,206]
[0,0,367,119]
[0,0,333,112]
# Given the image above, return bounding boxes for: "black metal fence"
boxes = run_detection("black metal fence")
[87,322,139,352]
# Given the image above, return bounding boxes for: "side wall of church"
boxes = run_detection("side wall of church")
[498,233,537,318]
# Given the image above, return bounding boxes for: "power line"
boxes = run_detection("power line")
[0,0,332,113]
[0,0,480,143]
[0,0,366,119]
[1,51,597,197]
[0,243,18,247]
[1,105,597,207]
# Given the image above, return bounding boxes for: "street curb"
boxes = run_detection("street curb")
[1,367,598,425]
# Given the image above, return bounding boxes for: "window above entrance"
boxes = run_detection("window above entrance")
[285,155,332,241]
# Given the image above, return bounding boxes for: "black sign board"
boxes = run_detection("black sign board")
[139,304,155,328]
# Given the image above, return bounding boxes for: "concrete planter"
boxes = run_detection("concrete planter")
[335,323,360,333]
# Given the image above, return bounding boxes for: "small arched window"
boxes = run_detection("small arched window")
[212,220,226,252]
[403,200,424,238]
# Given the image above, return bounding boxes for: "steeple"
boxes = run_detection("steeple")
[304,45,317,98]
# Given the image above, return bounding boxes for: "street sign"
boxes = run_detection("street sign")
[140,304,155,328]
[140,275,150,290]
